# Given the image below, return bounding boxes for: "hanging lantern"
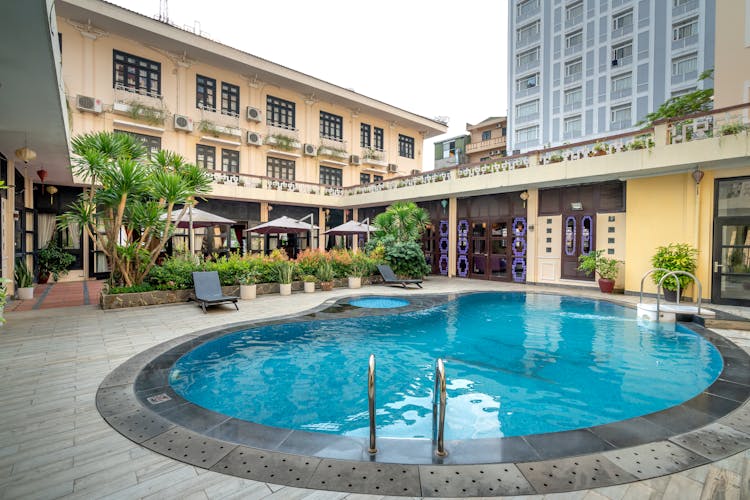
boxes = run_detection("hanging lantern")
[37,168,48,183]
[46,185,58,204]
[15,147,37,164]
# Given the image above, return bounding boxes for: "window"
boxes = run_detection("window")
[674,0,690,5]
[320,166,343,186]
[566,1,583,22]
[398,134,415,159]
[672,53,697,76]
[565,58,583,77]
[360,173,371,185]
[196,144,216,170]
[266,95,296,130]
[482,130,492,141]
[516,99,539,119]
[373,175,384,182]
[516,0,539,18]
[113,50,161,96]
[515,125,538,144]
[612,42,632,63]
[564,87,583,107]
[221,82,240,117]
[612,10,633,31]
[564,116,582,137]
[565,30,583,49]
[516,47,540,67]
[611,73,632,94]
[266,157,295,181]
[611,104,631,126]
[516,72,539,91]
[516,21,540,43]
[221,149,239,173]
[374,127,384,150]
[442,141,456,159]
[673,17,698,41]
[114,129,161,155]
[196,75,216,111]
[320,111,343,140]
[671,86,696,97]
[360,123,371,147]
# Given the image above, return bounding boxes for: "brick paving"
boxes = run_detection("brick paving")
[5,280,105,312]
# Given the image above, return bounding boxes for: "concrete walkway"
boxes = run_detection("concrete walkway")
[1,277,749,499]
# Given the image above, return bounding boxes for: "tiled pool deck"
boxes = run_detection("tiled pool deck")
[2,277,750,499]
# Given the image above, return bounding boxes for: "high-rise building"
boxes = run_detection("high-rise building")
[507,0,715,152]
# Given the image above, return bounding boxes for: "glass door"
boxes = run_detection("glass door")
[470,220,488,277]
[712,177,750,305]
[560,213,595,280]
[490,220,510,280]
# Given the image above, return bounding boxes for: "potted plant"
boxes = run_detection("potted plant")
[37,240,75,283]
[549,153,564,163]
[14,258,34,300]
[277,261,295,296]
[348,260,370,289]
[719,122,746,136]
[302,274,317,293]
[592,142,608,156]
[238,270,258,300]
[651,243,698,301]
[0,277,9,325]
[577,250,621,293]
[316,260,334,291]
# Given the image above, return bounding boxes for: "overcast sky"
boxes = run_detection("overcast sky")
[108,0,509,169]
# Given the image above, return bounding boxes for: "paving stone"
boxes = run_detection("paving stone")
[210,445,320,487]
[141,427,236,469]
[309,459,421,496]
[419,462,535,497]
[516,455,637,494]
[602,440,710,479]
[670,423,750,461]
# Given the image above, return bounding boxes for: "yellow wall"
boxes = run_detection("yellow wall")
[713,0,750,108]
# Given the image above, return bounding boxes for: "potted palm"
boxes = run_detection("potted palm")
[302,274,317,293]
[316,260,334,291]
[651,243,698,301]
[277,261,295,296]
[37,240,75,283]
[238,270,258,300]
[14,258,34,300]
[577,250,621,293]
[347,260,369,289]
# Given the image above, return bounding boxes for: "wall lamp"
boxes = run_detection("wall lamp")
[519,191,529,208]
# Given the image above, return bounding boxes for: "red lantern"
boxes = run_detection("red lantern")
[37,168,48,183]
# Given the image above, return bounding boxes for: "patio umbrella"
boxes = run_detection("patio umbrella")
[244,215,318,234]
[324,219,378,235]
[162,207,236,229]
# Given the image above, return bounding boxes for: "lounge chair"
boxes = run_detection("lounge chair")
[377,264,423,289]
[192,271,239,313]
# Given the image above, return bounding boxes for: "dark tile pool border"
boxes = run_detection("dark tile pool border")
[97,291,750,497]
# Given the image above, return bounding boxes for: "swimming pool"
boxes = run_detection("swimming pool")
[169,292,723,440]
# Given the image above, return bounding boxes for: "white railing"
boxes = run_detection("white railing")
[114,83,164,109]
[199,105,240,128]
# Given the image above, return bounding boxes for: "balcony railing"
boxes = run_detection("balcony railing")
[611,24,633,40]
[515,85,540,99]
[515,112,540,125]
[199,104,240,128]
[266,124,300,141]
[516,59,540,73]
[516,31,541,49]
[566,14,583,28]
[516,2,540,23]
[361,147,387,166]
[565,43,583,57]
[611,87,632,100]
[673,0,699,17]
[672,34,699,52]
[465,136,507,154]
[113,83,164,109]
[672,70,698,86]
[668,106,750,144]
[564,73,583,85]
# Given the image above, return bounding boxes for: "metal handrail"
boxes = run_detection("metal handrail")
[367,354,377,454]
[432,358,448,457]
[639,268,702,321]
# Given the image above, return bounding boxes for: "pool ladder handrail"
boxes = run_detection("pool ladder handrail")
[433,358,448,457]
[639,268,703,321]
[367,353,377,454]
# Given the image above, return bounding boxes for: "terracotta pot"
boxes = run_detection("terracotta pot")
[38,273,50,284]
[320,281,334,291]
[594,149,607,156]
[598,278,615,293]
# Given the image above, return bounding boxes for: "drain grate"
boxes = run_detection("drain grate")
[211,446,320,485]
[310,459,421,496]
[602,440,709,479]
[516,454,637,494]
[143,427,235,468]
[106,407,174,443]
[716,401,750,436]
[419,463,535,497]
[96,385,141,417]
[669,423,750,460]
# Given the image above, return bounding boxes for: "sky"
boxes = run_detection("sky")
[108,0,509,169]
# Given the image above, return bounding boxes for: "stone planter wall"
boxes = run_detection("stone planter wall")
[100,276,384,310]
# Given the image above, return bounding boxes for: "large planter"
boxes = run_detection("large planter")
[303,282,316,293]
[240,284,256,300]
[320,281,334,291]
[279,283,292,296]
[348,277,362,289]
[597,279,615,294]
[17,287,34,300]
[662,288,684,303]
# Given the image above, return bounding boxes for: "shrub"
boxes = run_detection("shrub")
[296,248,326,276]
[328,249,353,278]
[651,243,698,291]
[316,260,334,282]
[371,236,429,278]
[148,255,200,290]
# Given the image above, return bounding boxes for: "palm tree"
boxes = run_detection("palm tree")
[61,131,211,286]
[373,201,430,242]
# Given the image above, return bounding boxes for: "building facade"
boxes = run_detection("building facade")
[507,0,716,153]
[433,135,470,169]
[465,117,508,163]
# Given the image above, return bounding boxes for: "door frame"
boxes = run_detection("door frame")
[711,176,750,306]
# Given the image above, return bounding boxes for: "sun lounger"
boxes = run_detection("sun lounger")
[376,264,423,289]
[192,271,239,313]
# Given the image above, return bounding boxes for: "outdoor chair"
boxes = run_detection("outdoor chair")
[191,271,239,313]
[376,264,423,289]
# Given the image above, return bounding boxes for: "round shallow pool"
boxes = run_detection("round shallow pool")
[349,297,410,309]
[169,292,722,440]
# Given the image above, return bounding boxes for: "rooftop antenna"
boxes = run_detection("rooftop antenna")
[158,0,169,23]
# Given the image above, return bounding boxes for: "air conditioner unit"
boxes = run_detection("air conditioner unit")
[387,163,398,173]
[246,106,262,122]
[611,59,619,67]
[247,131,263,146]
[411,169,421,175]
[76,95,102,114]
[303,143,317,156]
[350,155,361,165]
[173,114,193,132]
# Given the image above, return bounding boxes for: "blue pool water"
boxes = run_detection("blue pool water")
[169,293,723,440]
[349,297,410,308]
